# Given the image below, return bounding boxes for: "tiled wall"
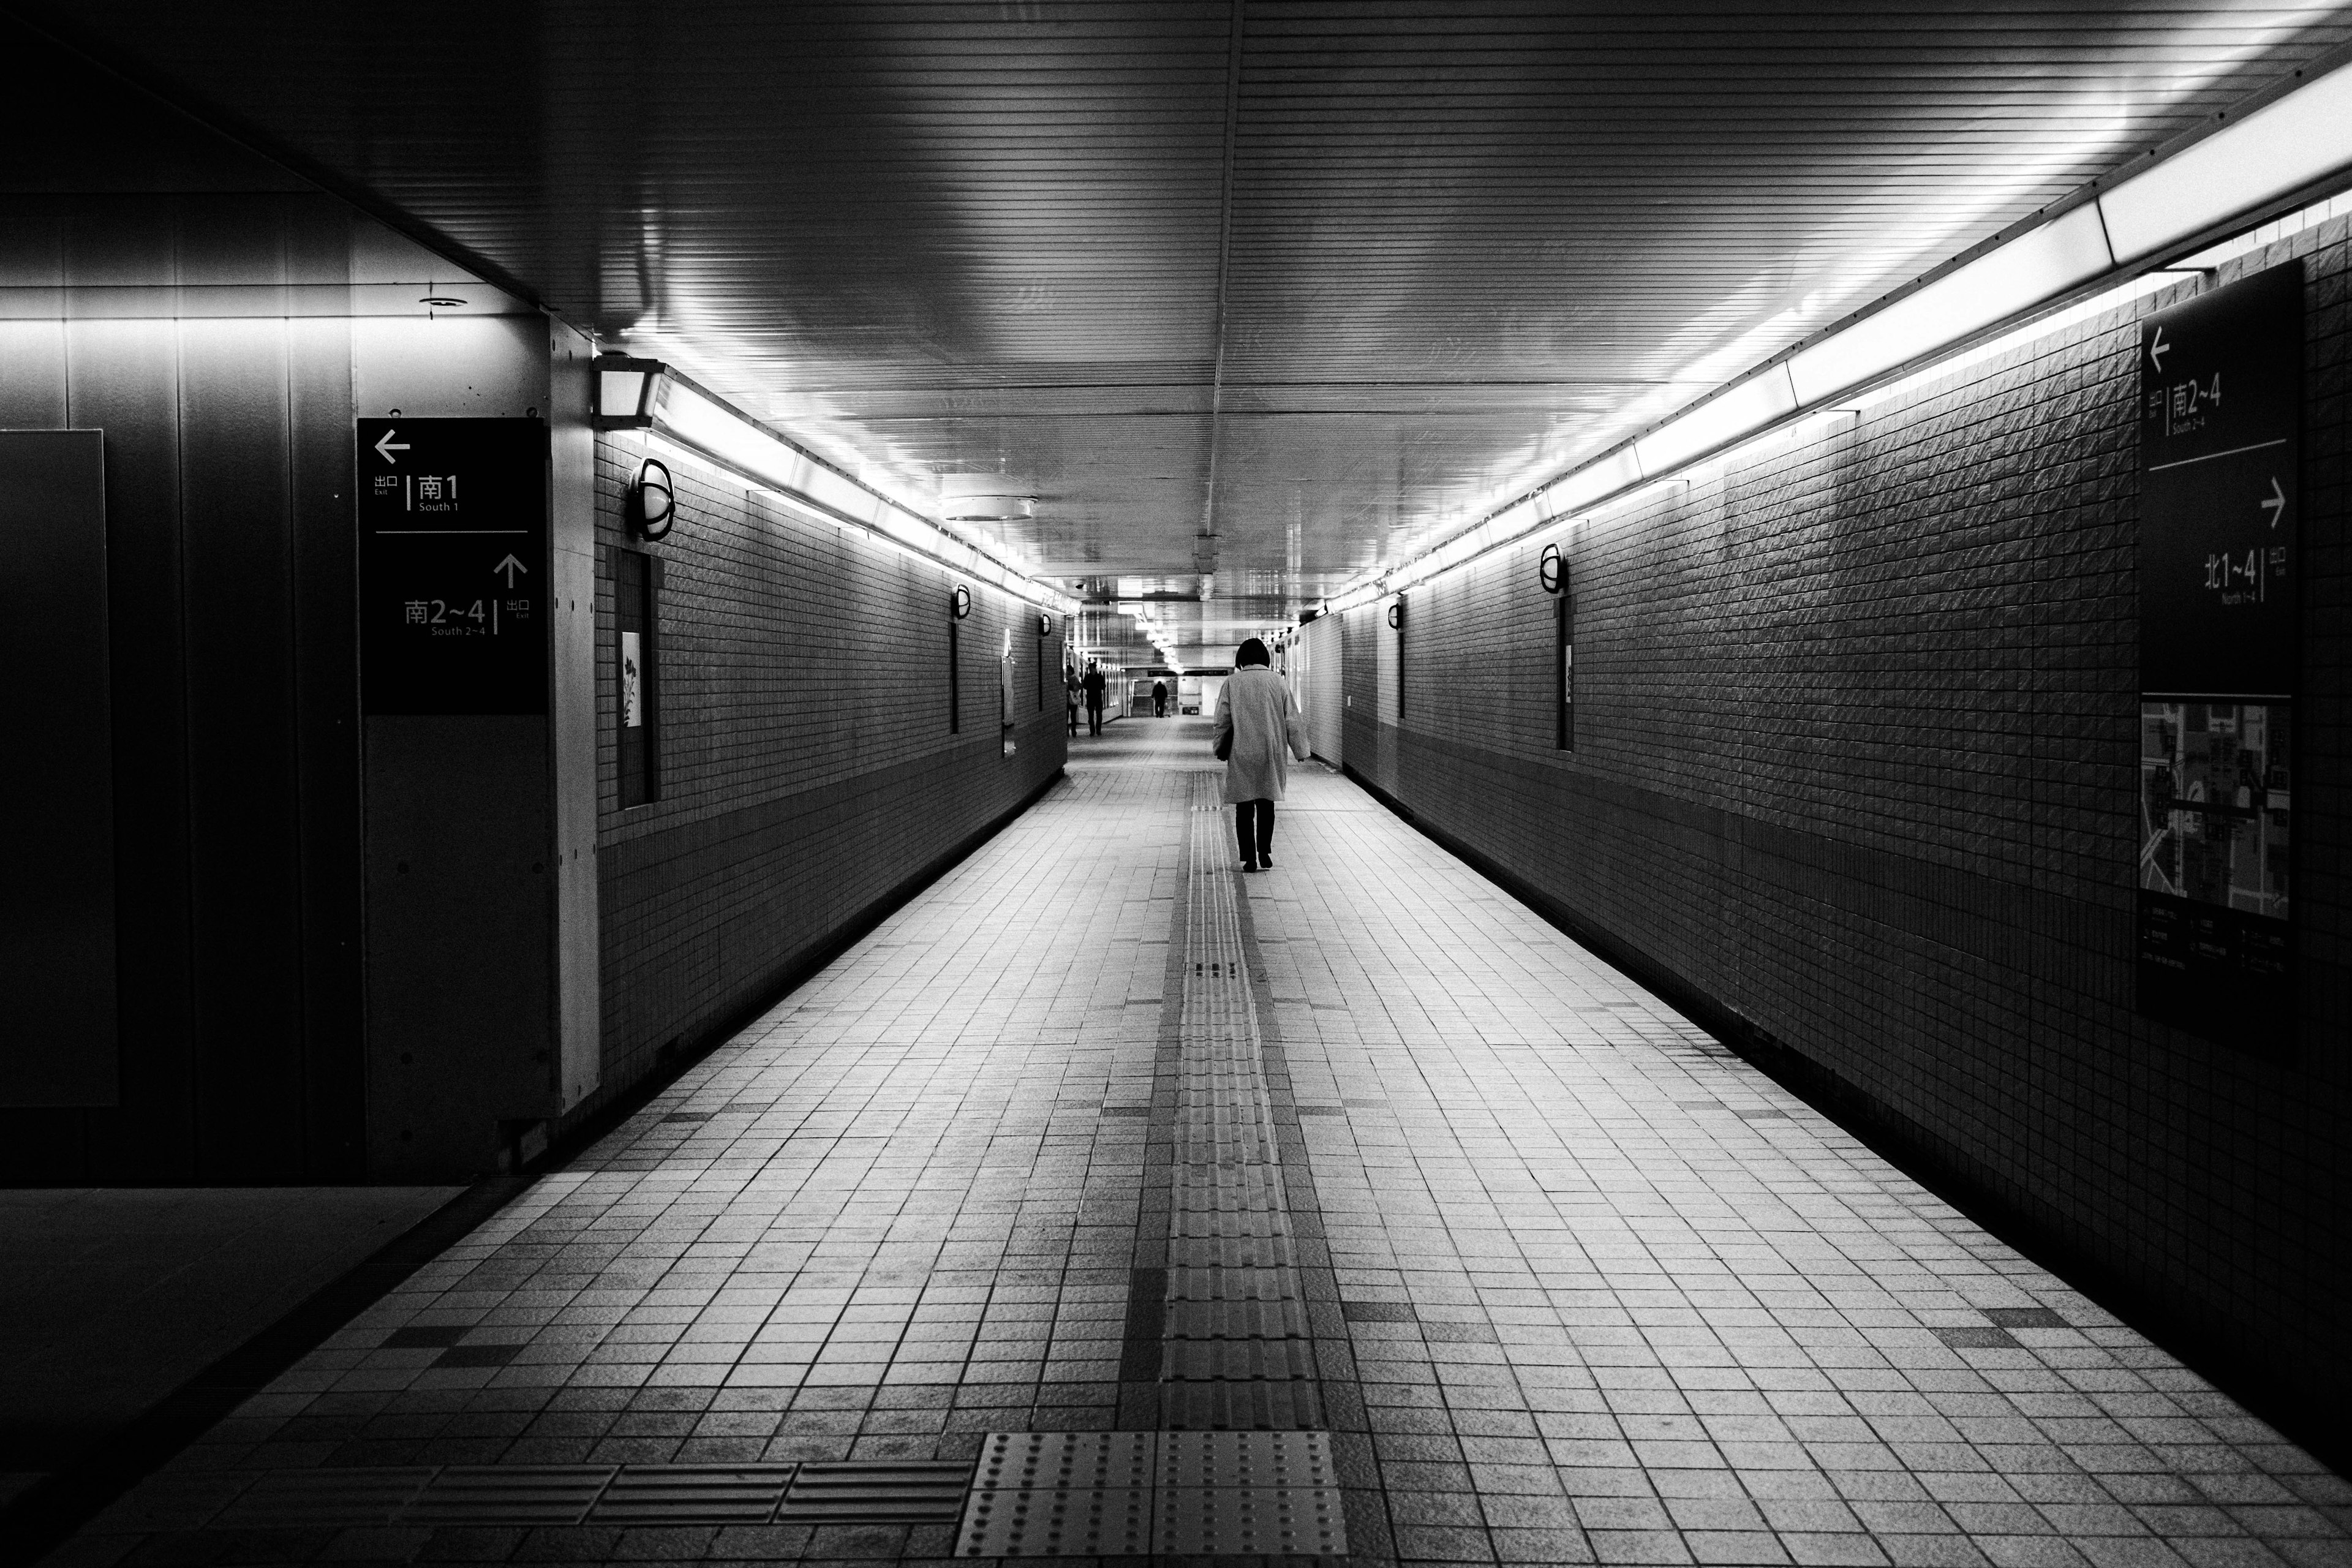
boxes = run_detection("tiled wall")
[581,431,1067,1116]
[1342,219,2349,1421]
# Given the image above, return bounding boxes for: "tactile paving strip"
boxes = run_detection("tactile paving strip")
[589,1465,794,1523]
[399,1466,611,1525]
[1156,1431,1334,1488]
[956,1432,1344,1558]
[182,1460,974,1529]
[778,1460,974,1522]
[957,1486,1154,1556]
[1155,1485,1346,1556]
[973,1432,1154,1492]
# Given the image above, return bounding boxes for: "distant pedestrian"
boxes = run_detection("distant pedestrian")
[1215,638,1309,873]
[1066,668,1081,736]
[1153,680,1168,717]
[1083,662,1107,736]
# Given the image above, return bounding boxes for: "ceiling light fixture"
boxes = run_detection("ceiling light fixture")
[1346,52,2352,613]
[629,363,1071,613]
[592,355,663,430]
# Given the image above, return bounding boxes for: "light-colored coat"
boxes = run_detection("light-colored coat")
[1215,665,1310,804]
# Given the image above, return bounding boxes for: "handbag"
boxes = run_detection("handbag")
[1214,729,1232,761]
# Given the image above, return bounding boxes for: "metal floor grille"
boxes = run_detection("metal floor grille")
[956,1431,1345,1558]
[190,1460,968,1531]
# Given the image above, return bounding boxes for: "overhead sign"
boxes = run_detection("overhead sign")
[2135,262,2300,1045]
[358,418,549,715]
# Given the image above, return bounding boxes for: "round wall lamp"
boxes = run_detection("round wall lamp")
[951,586,974,620]
[1386,600,1405,631]
[1035,611,1052,636]
[627,458,675,541]
[1538,542,1566,595]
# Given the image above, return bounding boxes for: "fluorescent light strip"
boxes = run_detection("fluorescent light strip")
[647,377,1071,614]
[1331,55,2352,612]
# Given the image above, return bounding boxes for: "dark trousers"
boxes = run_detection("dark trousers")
[1235,799,1275,864]
[1087,703,1104,736]
[1153,695,1166,716]
[1067,703,1079,735]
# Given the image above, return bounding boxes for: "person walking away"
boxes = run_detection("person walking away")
[1152,679,1168,718]
[1215,638,1310,872]
[1065,667,1082,736]
[1083,662,1107,736]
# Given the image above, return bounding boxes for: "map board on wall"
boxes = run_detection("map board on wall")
[2135,261,2301,1047]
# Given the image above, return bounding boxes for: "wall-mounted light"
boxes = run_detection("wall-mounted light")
[1387,600,1405,631]
[627,458,675,541]
[593,355,666,430]
[1538,543,1566,595]
[951,586,973,620]
[1035,611,1052,636]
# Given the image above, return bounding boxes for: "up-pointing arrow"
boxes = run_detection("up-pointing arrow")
[2261,477,2285,527]
[2148,326,2170,372]
[492,553,528,587]
[374,428,410,463]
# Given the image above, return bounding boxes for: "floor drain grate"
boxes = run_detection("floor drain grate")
[957,1432,1344,1558]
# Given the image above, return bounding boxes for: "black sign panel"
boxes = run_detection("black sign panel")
[2135,263,2300,1046]
[358,418,548,715]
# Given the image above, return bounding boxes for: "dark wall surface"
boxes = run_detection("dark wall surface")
[578,432,1069,1123]
[0,196,364,1181]
[1343,219,2350,1422]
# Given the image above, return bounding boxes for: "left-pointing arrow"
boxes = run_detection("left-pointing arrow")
[375,429,410,462]
[492,553,529,587]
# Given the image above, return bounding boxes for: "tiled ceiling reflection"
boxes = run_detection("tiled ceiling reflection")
[39,1,2352,640]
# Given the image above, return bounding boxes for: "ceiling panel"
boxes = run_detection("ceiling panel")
[21,0,2351,659]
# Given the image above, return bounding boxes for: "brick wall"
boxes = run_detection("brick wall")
[581,431,1066,1116]
[1348,217,2350,1423]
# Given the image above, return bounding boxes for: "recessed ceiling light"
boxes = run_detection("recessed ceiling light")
[420,295,467,308]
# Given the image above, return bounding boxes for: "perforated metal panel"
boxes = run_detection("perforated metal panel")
[958,1486,1155,1557]
[1155,1485,1346,1557]
[974,1431,1155,1493]
[956,1432,1345,1558]
[1156,1431,1333,1489]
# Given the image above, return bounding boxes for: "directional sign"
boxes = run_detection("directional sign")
[358,418,549,715]
[2135,261,2301,1047]
[2138,262,2300,698]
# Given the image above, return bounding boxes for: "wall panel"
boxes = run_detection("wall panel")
[582,432,1066,1123]
[1366,219,2351,1421]
[0,196,365,1182]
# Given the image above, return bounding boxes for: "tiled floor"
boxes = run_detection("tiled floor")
[43,720,2351,1566]
[0,1186,459,1509]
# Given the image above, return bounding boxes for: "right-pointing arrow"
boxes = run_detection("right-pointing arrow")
[2261,477,2285,527]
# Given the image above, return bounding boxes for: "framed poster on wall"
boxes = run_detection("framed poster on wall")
[2135,260,2301,1049]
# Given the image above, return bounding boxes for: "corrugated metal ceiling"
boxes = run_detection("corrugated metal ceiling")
[24,0,2352,649]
